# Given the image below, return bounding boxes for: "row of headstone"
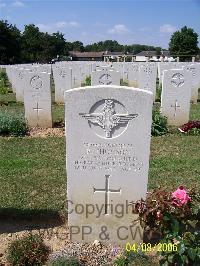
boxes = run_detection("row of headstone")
[3,61,200,128]
[6,61,200,104]
[64,61,199,245]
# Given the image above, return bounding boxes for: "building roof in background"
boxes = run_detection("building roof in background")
[69,51,104,58]
[103,51,134,56]
[135,51,157,57]
[69,50,171,58]
[69,51,134,58]
[161,50,170,57]
[135,50,171,57]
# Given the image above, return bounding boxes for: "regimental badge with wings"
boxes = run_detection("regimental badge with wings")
[79,99,138,138]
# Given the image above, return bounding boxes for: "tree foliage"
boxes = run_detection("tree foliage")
[169,26,199,61]
[85,40,161,54]
[0,20,21,64]
[1,20,199,64]
[21,24,66,63]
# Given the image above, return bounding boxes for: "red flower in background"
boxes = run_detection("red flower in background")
[178,121,200,133]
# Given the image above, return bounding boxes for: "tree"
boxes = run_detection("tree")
[21,25,66,63]
[169,26,199,61]
[155,47,162,56]
[51,32,66,56]
[40,32,66,62]
[71,41,84,52]
[21,24,43,62]
[0,20,21,64]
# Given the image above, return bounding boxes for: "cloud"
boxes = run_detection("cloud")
[36,24,51,32]
[12,1,25,7]
[55,21,67,28]
[108,24,130,34]
[68,21,79,27]
[139,27,151,32]
[81,31,88,37]
[36,21,79,33]
[159,24,177,34]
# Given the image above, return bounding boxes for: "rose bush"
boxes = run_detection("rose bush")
[133,186,200,265]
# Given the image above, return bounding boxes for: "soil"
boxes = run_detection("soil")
[28,126,65,138]
[0,217,123,266]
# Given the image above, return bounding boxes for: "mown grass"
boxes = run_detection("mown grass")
[0,89,199,216]
[0,137,66,214]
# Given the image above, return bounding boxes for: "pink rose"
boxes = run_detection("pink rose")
[156,211,163,220]
[172,186,191,206]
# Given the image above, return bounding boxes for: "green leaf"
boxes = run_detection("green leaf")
[163,215,170,221]
[178,243,186,255]
[172,219,179,233]
[167,254,174,263]
[159,258,169,266]
[188,248,196,261]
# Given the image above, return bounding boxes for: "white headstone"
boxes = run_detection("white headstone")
[138,63,157,101]
[91,69,120,86]
[65,85,153,245]
[71,65,82,88]
[161,69,192,126]
[128,63,139,87]
[53,67,72,103]
[185,64,200,103]
[15,68,26,102]
[24,72,52,127]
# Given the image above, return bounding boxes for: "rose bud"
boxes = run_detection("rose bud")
[156,211,163,220]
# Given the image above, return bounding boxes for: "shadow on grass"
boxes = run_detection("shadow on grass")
[0,208,66,234]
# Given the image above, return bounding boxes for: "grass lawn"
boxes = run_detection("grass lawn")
[0,91,200,217]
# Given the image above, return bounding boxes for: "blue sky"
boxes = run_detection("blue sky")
[0,0,200,48]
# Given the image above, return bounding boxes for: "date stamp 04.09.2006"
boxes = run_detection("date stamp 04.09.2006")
[125,242,178,253]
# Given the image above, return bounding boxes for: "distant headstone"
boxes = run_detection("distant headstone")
[65,85,153,245]
[24,72,52,127]
[138,63,157,100]
[127,63,139,87]
[185,64,200,103]
[53,67,72,103]
[71,65,82,88]
[122,64,130,83]
[161,69,192,126]
[16,67,30,102]
[91,69,120,86]
[158,62,171,84]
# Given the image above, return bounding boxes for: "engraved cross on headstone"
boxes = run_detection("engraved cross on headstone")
[171,100,180,117]
[33,102,43,121]
[93,175,121,214]
[73,76,77,85]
